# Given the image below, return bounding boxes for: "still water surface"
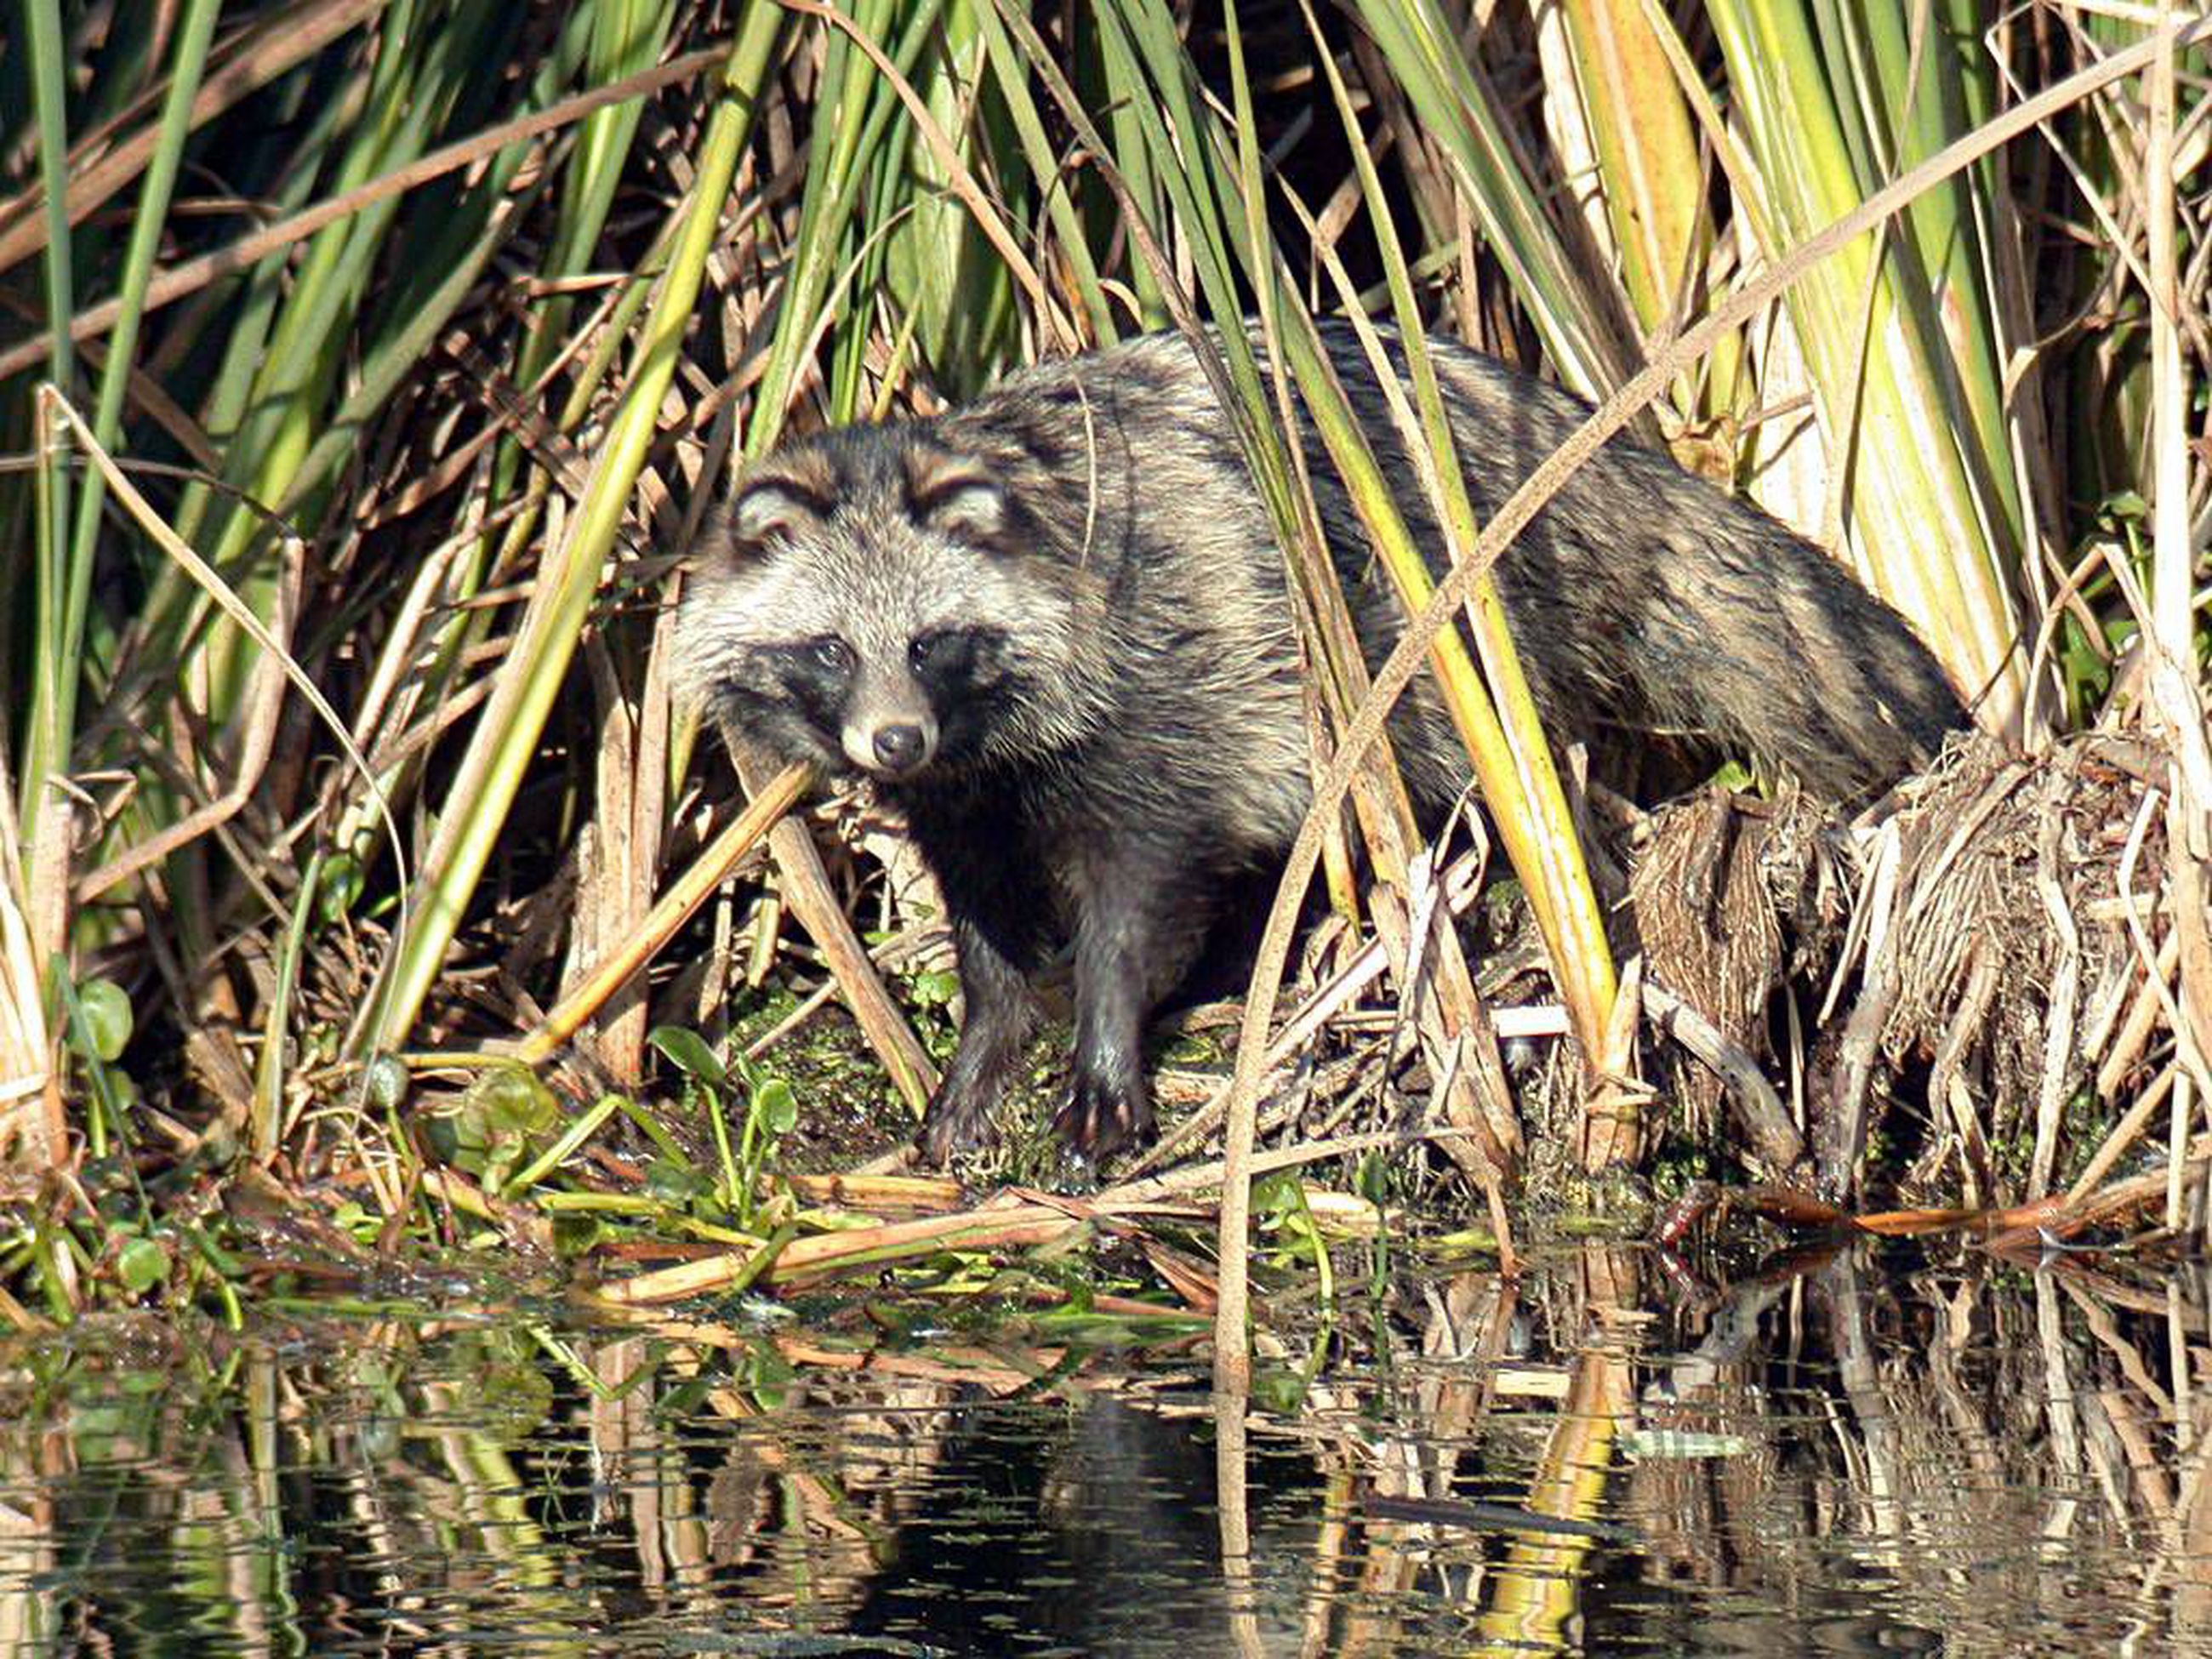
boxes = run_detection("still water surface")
[3,1240,2203,1656]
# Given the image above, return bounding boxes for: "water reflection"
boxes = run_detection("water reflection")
[1,1240,2205,1655]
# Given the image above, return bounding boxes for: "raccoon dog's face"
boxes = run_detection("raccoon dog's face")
[677,429,1090,784]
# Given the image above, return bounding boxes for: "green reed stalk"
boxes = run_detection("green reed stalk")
[17,0,77,842]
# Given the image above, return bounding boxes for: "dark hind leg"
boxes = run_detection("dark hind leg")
[1053,849,1221,1160]
[1172,863,1309,1006]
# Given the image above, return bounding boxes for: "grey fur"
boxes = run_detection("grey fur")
[676,322,1968,1161]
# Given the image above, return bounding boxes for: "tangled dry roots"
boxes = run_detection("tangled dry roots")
[1622,730,2194,1209]
[1628,788,1846,1141]
[1829,731,2172,1203]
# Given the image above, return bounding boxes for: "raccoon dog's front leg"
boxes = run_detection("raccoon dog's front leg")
[1053,857,1216,1160]
[909,812,1048,1165]
[916,912,1035,1166]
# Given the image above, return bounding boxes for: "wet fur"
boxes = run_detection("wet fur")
[677,324,1968,1163]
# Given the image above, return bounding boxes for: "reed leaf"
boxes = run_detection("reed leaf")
[1699,0,2029,729]
[880,0,1020,395]
[1555,0,1707,340]
[1346,0,1637,402]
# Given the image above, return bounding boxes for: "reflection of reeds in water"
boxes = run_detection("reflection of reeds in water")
[1611,1246,2212,1654]
[1223,1242,2212,1655]
[3,1240,2211,1651]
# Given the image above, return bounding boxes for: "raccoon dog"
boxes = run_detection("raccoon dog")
[676,323,1967,1164]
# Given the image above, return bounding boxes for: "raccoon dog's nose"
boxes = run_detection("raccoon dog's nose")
[872,723,929,773]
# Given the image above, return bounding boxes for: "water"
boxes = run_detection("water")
[3,1240,2202,1656]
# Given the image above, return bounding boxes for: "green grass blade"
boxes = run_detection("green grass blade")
[966,0,1115,342]
[881,0,1020,393]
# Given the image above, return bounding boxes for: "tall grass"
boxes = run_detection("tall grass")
[1,1,2205,1316]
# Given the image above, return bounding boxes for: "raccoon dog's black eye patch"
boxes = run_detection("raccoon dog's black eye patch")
[751,634,854,695]
[909,630,964,676]
[735,636,854,750]
[909,627,1006,690]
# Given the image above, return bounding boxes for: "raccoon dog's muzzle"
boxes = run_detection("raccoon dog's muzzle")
[843,671,939,779]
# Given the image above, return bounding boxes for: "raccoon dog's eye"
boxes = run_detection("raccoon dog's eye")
[809,636,853,674]
[909,631,963,675]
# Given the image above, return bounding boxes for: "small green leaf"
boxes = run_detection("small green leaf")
[744,1341,797,1406]
[753,1078,798,1135]
[117,1236,171,1294]
[1250,1363,1309,1416]
[77,979,133,1063]
[649,1026,727,1086]
[907,971,961,1007]
[645,1158,711,1205]
[453,1064,562,1172]
[319,852,364,921]
[1252,1170,1302,1222]
[1355,1152,1389,1205]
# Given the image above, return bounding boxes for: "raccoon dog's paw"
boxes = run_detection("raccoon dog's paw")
[1052,1072,1156,1161]
[915,1088,993,1166]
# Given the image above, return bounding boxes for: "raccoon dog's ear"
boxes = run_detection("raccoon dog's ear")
[907,453,1006,544]
[725,478,829,550]
[923,480,1006,544]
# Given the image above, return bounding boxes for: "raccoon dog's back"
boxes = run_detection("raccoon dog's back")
[677,322,1969,1160]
